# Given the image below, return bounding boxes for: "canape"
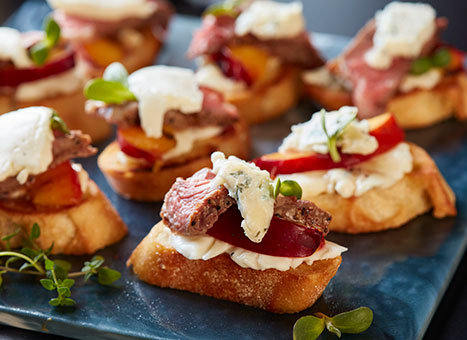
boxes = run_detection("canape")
[128,152,345,313]
[188,0,324,124]
[254,107,457,233]
[48,0,173,77]
[0,107,127,254]
[85,63,250,201]
[0,21,111,142]
[302,1,467,129]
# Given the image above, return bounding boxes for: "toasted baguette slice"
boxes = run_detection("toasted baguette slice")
[300,144,456,234]
[224,67,300,125]
[0,178,127,255]
[98,121,250,201]
[304,71,467,129]
[128,221,342,314]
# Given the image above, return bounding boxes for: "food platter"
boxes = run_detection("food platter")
[1,2,467,339]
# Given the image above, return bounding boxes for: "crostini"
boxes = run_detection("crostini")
[128,152,345,313]
[85,63,250,201]
[47,0,173,77]
[0,107,127,254]
[0,20,111,142]
[188,0,324,124]
[254,106,457,233]
[303,1,467,129]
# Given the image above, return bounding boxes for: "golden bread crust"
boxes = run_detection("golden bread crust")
[301,143,456,234]
[127,222,342,314]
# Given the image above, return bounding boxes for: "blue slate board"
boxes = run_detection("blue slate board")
[1,2,467,339]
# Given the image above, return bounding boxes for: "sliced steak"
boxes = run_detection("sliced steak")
[85,100,139,128]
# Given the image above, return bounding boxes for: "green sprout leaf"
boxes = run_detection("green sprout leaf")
[321,109,356,163]
[293,315,325,340]
[432,48,452,68]
[29,17,61,66]
[279,180,302,200]
[84,78,137,104]
[410,57,433,75]
[30,223,40,241]
[273,178,281,198]
[1,228,21,251]
[50,112,70,134]
[40,279,56,291]
[97,267,121,285]
[103,62,130,86]
[203,0,245,17]
[330,306,373,334]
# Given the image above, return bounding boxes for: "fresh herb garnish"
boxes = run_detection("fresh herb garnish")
[410,47,452,75]
[321,109,356,163]
[0,223,121,307]
[203,0,246,18]
[273,178,302,200]
[29,17,61,66]
[293,307,373,340]
[84,62,137,104]
[50,111,69,134]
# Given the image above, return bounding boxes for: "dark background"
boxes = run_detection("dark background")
[1,1,466,339]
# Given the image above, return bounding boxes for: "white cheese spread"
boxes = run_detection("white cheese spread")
[0,107,55,184]
[279,106,378,156]
[155,223,347,271]
[365,2,436,69]
[279,142,413,199]
[47,0,157,22]
[128,66,204,139]
[195,64,246,93]
[399,68,442,93]
[211,152,275,243]
[234,0,305,40]
[0,27,33,68]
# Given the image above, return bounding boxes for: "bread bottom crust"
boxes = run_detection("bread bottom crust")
[301,144,456,234]
[0,180,127,255]
[128,222,342,314]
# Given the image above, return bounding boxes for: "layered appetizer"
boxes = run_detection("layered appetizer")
[48,0,173,77]
[128,152,345,313]
[255,106,457,233]
[0,107,127,254]
[303,1,467,129]
[85,63,250,201]
[188,0,324,124]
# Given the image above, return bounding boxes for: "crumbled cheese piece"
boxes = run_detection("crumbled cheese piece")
[211,152,274,243]
[0,107,55,184]
[128,66,204,139]
[235,0,305,40]
[195,64,246,93]
[399,68,442,93]
[279,106,378,156]
[365,2,436,69]
[0,27,33,68]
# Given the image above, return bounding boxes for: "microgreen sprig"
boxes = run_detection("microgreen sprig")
[29,17,61,66]
[320,109,356,163]
[410,47,452,75]
[293,307,373,340]
[0,223,121,307]
[203,0,247,18]
[272,178,302,200]
[50,111,70,134]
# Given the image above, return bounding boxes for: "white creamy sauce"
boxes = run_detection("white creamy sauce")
[47,0,157,21]
[0,27,33,68]
[71,163,89,193]
[15,68,83,101]
[195,64,246,93]
[156,223,347,271]
[279,142,413,199]
[128,66,204,139]
[234,0,305,40]
[162,126,223,160]
[365,2,436,69]
[211,152,275,243]
[279,106,378,156]
[0,107,55,184]
[399,68,442,93]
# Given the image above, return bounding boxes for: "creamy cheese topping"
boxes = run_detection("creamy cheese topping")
[0,107,55,184]
[302,66,351,91]
[279,106,378,156]
[47,0,157,21]
[195,64,247,93]
[155,223,347,271]
[365,2,436,69]
[399,68,442,93]
[234,0,305,40]
[211,152,275,243]
[128,66,204,139]
[279,142,413,199]
[15,68,83,101]
[0,27,33,68]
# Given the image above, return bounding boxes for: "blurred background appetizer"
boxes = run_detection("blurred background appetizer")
[0,106,127,254]
[47,0,173,77]
[303,1,467,129]
[255,106,457,233]
[0,19,111,141]
[128,152,345,313]
[188,0,324,124]
[85,63,249,201]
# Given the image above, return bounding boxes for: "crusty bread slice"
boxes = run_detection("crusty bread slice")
[224,67,300,125]
[304,71,467,129]
[127,221,342,314]
[98,121,250,201]
[0,178,127,255]
[300,143,456,234]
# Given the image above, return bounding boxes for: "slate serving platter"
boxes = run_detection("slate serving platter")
[1,2,467,339]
